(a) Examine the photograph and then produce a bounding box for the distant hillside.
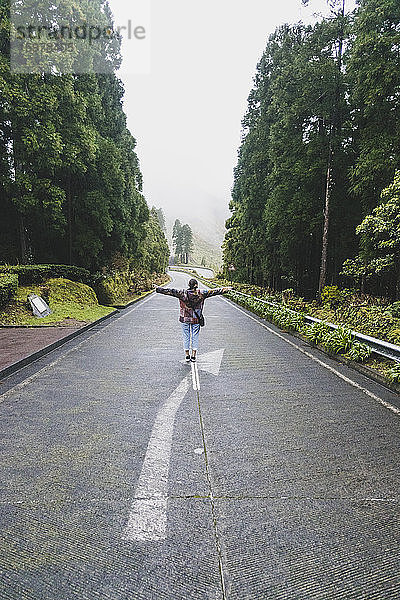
[191,231,222,270]
[164,201,227,270]
[166,225,223,270]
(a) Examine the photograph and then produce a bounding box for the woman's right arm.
[155,287,183,298]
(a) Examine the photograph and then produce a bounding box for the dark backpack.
[184,291,205,327]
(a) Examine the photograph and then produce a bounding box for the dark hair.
[188,278,198,290]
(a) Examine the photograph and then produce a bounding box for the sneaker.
[190,355,197,362]
[185,355,191,363]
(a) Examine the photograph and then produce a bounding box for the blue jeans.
[181,323,200,351]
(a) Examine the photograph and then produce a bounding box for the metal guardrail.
[228,289,400,363]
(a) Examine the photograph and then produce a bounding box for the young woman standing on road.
[156,278,231,363]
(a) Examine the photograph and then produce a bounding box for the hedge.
[0,274,18,307]
[0,265,91,285]
[95,270,154,305]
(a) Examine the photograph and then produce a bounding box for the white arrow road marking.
[198,349,225,376]
[123,376,190,542]
[123,348,225,543]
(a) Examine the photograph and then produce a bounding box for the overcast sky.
[108,0,356,228]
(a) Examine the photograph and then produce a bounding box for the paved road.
[0,271,400,599]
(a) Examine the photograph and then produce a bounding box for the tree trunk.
[19,213,28,264]
[318,133,333,299]
[67,176,73,265]
[317,0,345,301]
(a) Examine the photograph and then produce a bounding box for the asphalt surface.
[0,271,400,599]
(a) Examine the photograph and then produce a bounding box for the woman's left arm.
[203,287,232,298]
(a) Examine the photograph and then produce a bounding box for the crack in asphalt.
[196,388,228,600]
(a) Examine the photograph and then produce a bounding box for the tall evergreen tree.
[181,224,193,264]
[347,0,400,211]
[139,207,169,273]
[224,18,357,295]
[0,0,168,273]
[153,207,166,233]
[172,219,183,262]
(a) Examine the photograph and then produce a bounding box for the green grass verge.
[0,279,114,326]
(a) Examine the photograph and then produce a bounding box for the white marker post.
[123,349,225,542]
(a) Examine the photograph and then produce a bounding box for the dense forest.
[223,0,400,299]
[0,0,169,274]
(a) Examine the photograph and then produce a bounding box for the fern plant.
[346,342,372,362]
[304,321,332,344]
[323,327,354,354]
[387,363,400,383]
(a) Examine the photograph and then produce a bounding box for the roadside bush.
[387,363,400,384]
[0,264,91,285]
[321,286,341,307]
[386,302,400,319]
[286,297,308,313]
[323,326,354,354]
[95,271,132,305]
[95,270,157,305]
[387,327,400,345]
[272,308,305,332]
[304,321,332,345]
[226,290,306,334]
[321,286,354,308]
[346,342,372,363]
[0,274,18,307]
[42,278,99,306]
[305,322,371,360]
[281,288,295,304]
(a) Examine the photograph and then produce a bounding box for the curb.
[0,309,120,381]
[0,288,160,381]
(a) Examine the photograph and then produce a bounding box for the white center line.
[194,363,200,390]
[122,375,190,542]
[191,361,200,390]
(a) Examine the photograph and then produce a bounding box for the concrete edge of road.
[222,296,400,397]
[0,292,155,381]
